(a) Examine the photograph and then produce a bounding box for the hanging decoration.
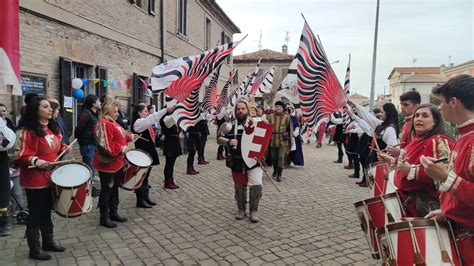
[71,78,83,89]
[72,88,84,100]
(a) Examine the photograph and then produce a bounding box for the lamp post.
[369,0,380,111]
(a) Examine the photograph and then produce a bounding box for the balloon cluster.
[71,78,84,100]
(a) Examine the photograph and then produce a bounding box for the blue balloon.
[72,88,84,100]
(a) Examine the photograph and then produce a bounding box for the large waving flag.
[249,66,275,97]
[216,69,237,119]
[171,89,201,131]
[0,0,21,95]
[295,20,346,134]
[150,38,244,103]
[202,65,222,112]
[342,54,351,129]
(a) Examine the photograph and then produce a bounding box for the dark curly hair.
[131,103,147,133]
[22,96,60,137]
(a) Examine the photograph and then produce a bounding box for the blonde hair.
[101,100,119,118]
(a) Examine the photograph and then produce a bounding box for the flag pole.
[254,157,281,192]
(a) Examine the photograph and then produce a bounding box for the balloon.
[72,88,84,100]
[72,78,83,89]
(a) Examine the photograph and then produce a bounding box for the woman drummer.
[92,100,132,228]
[379,104,453,217]
[16,96,69,260]
[131,103,173,208]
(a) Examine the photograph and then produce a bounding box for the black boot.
[41,225,65,252]
[348,173,359,179]
[249,185,262,223]
[99,207,117,228]
[143,186,156,206]
[136,189,152,209]
[234,184,247,220]
[109,205,128,223]
[272,165,277,178]
[276,168,283,182]
[0,211,12,236]
[26,229,51,260]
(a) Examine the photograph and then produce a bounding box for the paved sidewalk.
[1,138,377,265]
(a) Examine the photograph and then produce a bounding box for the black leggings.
[164,156,178,181]
[336,142,344,160]
[25,188,53,230]
[186,135,200,167]
[0,153,10,209]
[98,169,123,209]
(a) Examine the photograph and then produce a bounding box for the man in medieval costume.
[217,99,268,223]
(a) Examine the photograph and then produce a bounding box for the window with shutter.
[95,66,108,100]
[132,73,148,105]
[59,57,73,134]
[149,0,156,15]
[178,0,187,35]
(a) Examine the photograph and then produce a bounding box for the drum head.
[51,163,91,187]
[125,149,152,167]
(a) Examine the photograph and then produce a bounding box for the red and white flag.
[0,0,22,95]
[150,38,244,103]
[294,21,347,134]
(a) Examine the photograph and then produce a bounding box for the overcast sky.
[217,0,473,97]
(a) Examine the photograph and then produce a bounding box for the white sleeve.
[0,119,16,151]
[133,108,167,133]
[293,127,300,137]
[352,115,373,136]
[330,114,343,125]
[354,104,382,130]
[382,126,399,146]
[348,123,364,135]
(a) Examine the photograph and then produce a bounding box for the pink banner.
[0,0,20,85]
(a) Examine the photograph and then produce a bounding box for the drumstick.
[408,220,426,265]
[28,159,78,169]
[131,134,142,144]
[254,157,281,192]
[413,157,448,167]
[55,139,78,161]
[433,219,452,263]
[138,136,150,142]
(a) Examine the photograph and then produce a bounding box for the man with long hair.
[217,99,264,223]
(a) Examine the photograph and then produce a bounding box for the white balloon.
[72,78,83,89]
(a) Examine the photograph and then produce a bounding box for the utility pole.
[285,31,290,47]
[369,0,380,111]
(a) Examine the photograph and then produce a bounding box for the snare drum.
[377,218,461,265]
[354,192,406,259]
[122,149,152,190]
[51,163,93,218]
[367,162,397,197]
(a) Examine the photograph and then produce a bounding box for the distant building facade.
[388,67,443,110]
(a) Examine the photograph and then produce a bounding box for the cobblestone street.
[1,134,377,265]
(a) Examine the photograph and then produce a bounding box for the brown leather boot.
[198,157,209,165]
[187,166,199,175]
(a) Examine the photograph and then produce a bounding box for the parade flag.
[216,69,237,119]
[150,37,244,103]
[0,0,21,95]
[294,20,347,134]
[278,58,301,104]
[202,65,222,112]
[249,66,275,97]
[342,54,351,129]
[171,89,201,131]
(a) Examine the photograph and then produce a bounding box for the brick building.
[2,0,239,135]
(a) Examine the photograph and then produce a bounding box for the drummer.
[131,103,173,208]
[93,100,132,228]
[421,75,474,265]
[379,104,453,217]
[16,96,69,260]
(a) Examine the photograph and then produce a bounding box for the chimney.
[282,44,288,55]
